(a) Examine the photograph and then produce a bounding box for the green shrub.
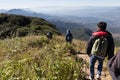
[16,27,30,37]
[31,19,44,25]
[27,37,49,48]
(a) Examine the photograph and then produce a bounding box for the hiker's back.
[66,33,73,41]
[65,29,73,43]
[46,32,53,39]
[86,22,114,80]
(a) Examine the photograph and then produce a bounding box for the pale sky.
[0,0,120,9]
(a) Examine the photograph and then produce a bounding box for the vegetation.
[0,35,87,80]
[114,39,120,47]
[51,21,83,33]
[0,13,120,80]
[0,13,61,39]
[72,27,92,40]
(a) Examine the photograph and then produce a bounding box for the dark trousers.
[90,55,104,79]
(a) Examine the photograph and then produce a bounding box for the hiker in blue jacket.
[86,22,114,80]
[65,29,73,44]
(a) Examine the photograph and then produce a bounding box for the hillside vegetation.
[0,13,61,39]
[72,27,92,40]
[0,35,87,80]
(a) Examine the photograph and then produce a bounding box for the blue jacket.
[65,30,73,42]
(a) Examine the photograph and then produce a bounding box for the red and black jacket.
[86,30,114,60]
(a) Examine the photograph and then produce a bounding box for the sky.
[0,0,120,9]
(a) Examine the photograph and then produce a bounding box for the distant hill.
[4,9,65,22]
[2,8,120,29]
[2,9,70,30]
[5,9,53,20]
[0,9,6,13]
[50,21,93,41]
[0,13,61,39]
[71,28,93,40]
[2,8,120,40]
[50,21,84,33]
[3,9,93,40]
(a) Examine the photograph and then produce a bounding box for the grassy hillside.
[0,35,87,80]
[0,35,120,79]
[0,13,61,39]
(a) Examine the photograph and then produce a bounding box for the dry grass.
[0,35,87,80]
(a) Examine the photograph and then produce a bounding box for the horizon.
[1,6,120,14]
[0,0,120,10]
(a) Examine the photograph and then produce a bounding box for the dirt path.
[76,53,112,80]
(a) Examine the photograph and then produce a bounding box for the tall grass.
[0,35,87,80]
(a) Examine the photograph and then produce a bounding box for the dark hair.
[97,22,107,31]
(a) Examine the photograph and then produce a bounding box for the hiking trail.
[77,53,112,80]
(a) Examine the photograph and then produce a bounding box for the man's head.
[97,22,107,31]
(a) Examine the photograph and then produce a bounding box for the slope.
[0,13,61,39]
[0,35,119,79]
[0,35,87,80]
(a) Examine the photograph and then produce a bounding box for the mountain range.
[0,9,92,40]
[1,7,120,40]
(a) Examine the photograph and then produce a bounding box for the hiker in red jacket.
[108,51,120,80]
[86,22,114,80]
